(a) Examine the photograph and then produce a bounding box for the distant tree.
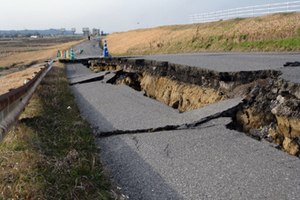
[34,31,40,36]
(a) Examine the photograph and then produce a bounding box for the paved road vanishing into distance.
[65,38,300,199]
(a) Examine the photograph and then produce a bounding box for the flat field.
[0,36,86,95]
[0,37,85,59]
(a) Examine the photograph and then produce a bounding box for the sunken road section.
[61,57,300,158]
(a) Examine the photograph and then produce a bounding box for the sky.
[0,0,293,33]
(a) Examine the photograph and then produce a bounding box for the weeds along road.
[67,39,300,199]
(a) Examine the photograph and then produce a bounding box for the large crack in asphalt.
[67,68,243,138]
[62,55,300,199]
[94,113,238,138]
[65,60,300,158]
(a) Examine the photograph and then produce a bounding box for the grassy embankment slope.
[105,13,300,55]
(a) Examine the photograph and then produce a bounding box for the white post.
[268,4,270,14]
[252,6,254,17]
[222,10,224,20]
[287,2,289,12]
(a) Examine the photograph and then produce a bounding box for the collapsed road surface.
[63,39,300,199]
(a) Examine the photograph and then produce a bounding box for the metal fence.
[0,61,53,143]
[189,1,300,24]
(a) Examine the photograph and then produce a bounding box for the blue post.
[103,40,109,57]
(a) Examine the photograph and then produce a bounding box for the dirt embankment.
[104,13,300,55]
[89,60,226,112]
[87,58,300,158]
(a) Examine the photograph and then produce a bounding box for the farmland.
[0,36,86,95]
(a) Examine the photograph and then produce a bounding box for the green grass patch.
[0,63,116,199]
[222,37,300,52]
[234,17,245,21]
[0,66,9,71]
[177,41,182,46]
[279,12,296,16]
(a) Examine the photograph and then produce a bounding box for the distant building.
[61,28,66,36]
[31,35,39,39]
[82,28,90,36]
[92,28,100,36]
[71,28,76,35]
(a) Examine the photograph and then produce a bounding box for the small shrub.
[231,35,237,40]
[280,12,296,16]
[205,43,212,49]
[240,34,247,40]
[234,17,245,21]
[191,37,198,43]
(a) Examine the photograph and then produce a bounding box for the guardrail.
[189,1,300,24]
[0,60,53,143]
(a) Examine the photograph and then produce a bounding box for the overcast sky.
[0,0,293,33]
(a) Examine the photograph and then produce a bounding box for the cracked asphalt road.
[66,39,300,199]
[137,53,300,83]
[97,119,300,199]
[69,74,242,133]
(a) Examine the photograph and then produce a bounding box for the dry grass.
[0,67,44,95]
[0,37,87,96]
[0,124,45,199]
[0,62,116,199]
[0,37,86,70]
[105,13,300,55]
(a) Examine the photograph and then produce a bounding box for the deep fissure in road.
[64,58,300,158]
[107,70,227,112]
